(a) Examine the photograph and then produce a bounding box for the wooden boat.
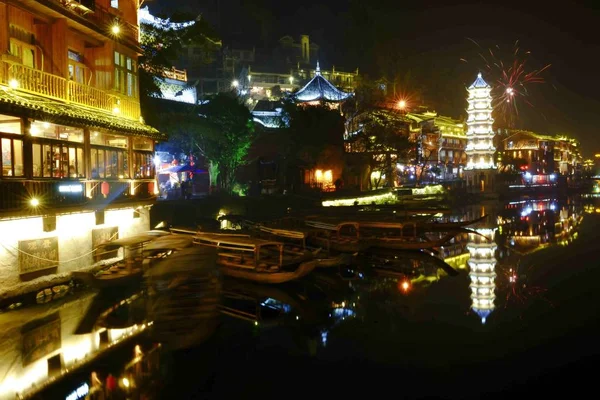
[253,225,355,268]
[417,214,488,231]
[142,234,195,268]
[193,232,318,284]
[303,221,370,253]
[364,248,460,277]
[71,232,191,289]
[305,220,460,251]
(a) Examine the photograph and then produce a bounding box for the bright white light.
[111,24,120,34]
[58,184,83,193]
[29,198,40,207]
[231,80,239,88]
[8,79,18,89]
[112,106,120,114]
[524,172,532,180]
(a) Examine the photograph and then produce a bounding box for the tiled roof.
[292,62,353,103]
[0,89,164,140]
[469,72,491,89]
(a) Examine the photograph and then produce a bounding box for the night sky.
[150,0,600,156]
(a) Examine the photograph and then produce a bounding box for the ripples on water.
[1,196,599,399]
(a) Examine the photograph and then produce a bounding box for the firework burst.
[462,39,551,128]
[496,260,553,314]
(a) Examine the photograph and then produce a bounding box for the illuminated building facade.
[0,291,151,400]
[0,0,161,298]
[405,111,467,181]
[497,198,582,254]
[464,73,496,192]
[467,226,497,324]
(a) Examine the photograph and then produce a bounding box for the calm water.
[2,196,599,400]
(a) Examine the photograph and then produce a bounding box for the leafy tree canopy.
[282,102,345,167]
[139,12,220,100]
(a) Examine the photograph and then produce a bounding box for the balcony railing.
[163,67,188,82]
[1,60,141,121]
[0,179,155,213]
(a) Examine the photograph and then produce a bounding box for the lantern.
[101,181,110,198]
[148,181,155,195]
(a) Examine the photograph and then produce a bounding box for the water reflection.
[0,196,595,399]
[467,227,497,324]
[0,291,149,400]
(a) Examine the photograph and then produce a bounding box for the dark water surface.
[2,197,598,400]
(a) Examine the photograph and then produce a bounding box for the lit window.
[111,0,119,8]
[1,137,24,177]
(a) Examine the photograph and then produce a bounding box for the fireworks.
[462,39,551,128]
[496,260,552,313]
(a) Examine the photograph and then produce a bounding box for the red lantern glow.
[101,181,110,198]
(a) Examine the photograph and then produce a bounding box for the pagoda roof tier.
[292,62,353,103]
[0,89,163,140]
[469,73,491,89]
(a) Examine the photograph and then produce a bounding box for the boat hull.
[220,260,318,284]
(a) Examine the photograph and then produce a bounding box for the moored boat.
[253,225,355,267]
[72,232,193,290]
[193,232,318,284]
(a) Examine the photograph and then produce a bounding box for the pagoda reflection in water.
[467,227,498,324]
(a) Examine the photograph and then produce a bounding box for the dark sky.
[150,0,600,156]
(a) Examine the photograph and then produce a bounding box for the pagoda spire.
[315,61,321,76]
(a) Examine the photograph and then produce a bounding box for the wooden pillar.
[0,3,8,55]
[128,136,134,179]
[51,19,68,79]
[83,128,91,179]
[22,118,33,179]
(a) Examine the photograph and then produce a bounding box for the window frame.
[31,139,85,179]
[91,144,130,180]
[0,133,24,178]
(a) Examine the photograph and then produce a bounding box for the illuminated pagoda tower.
[464,73,497,192]
[467,227,497,324]
[291,62,353,106]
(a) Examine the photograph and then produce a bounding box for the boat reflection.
[0,196,591,399]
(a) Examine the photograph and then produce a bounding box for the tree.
[198,93,255,193]
[280,102,345,189]
[138,11,220,102]
[359,109,412,189]
[151,93,254,194]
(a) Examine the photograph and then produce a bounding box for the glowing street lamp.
[231,80,239,88]
[397,99,407,110]
[111,24,121,35]
[29,198,40,207]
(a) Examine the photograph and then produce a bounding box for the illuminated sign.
[58,184,83,193]
[66,383,89,400]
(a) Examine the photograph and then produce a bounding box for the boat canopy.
[99,234,157,250]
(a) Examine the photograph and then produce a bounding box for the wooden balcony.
[0,60,141,121]
[163,67,188,82]
[0,179,156,214]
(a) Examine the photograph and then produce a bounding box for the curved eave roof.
[469,73,491,89]
[292,75,353,103]
[0,89,164,140]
